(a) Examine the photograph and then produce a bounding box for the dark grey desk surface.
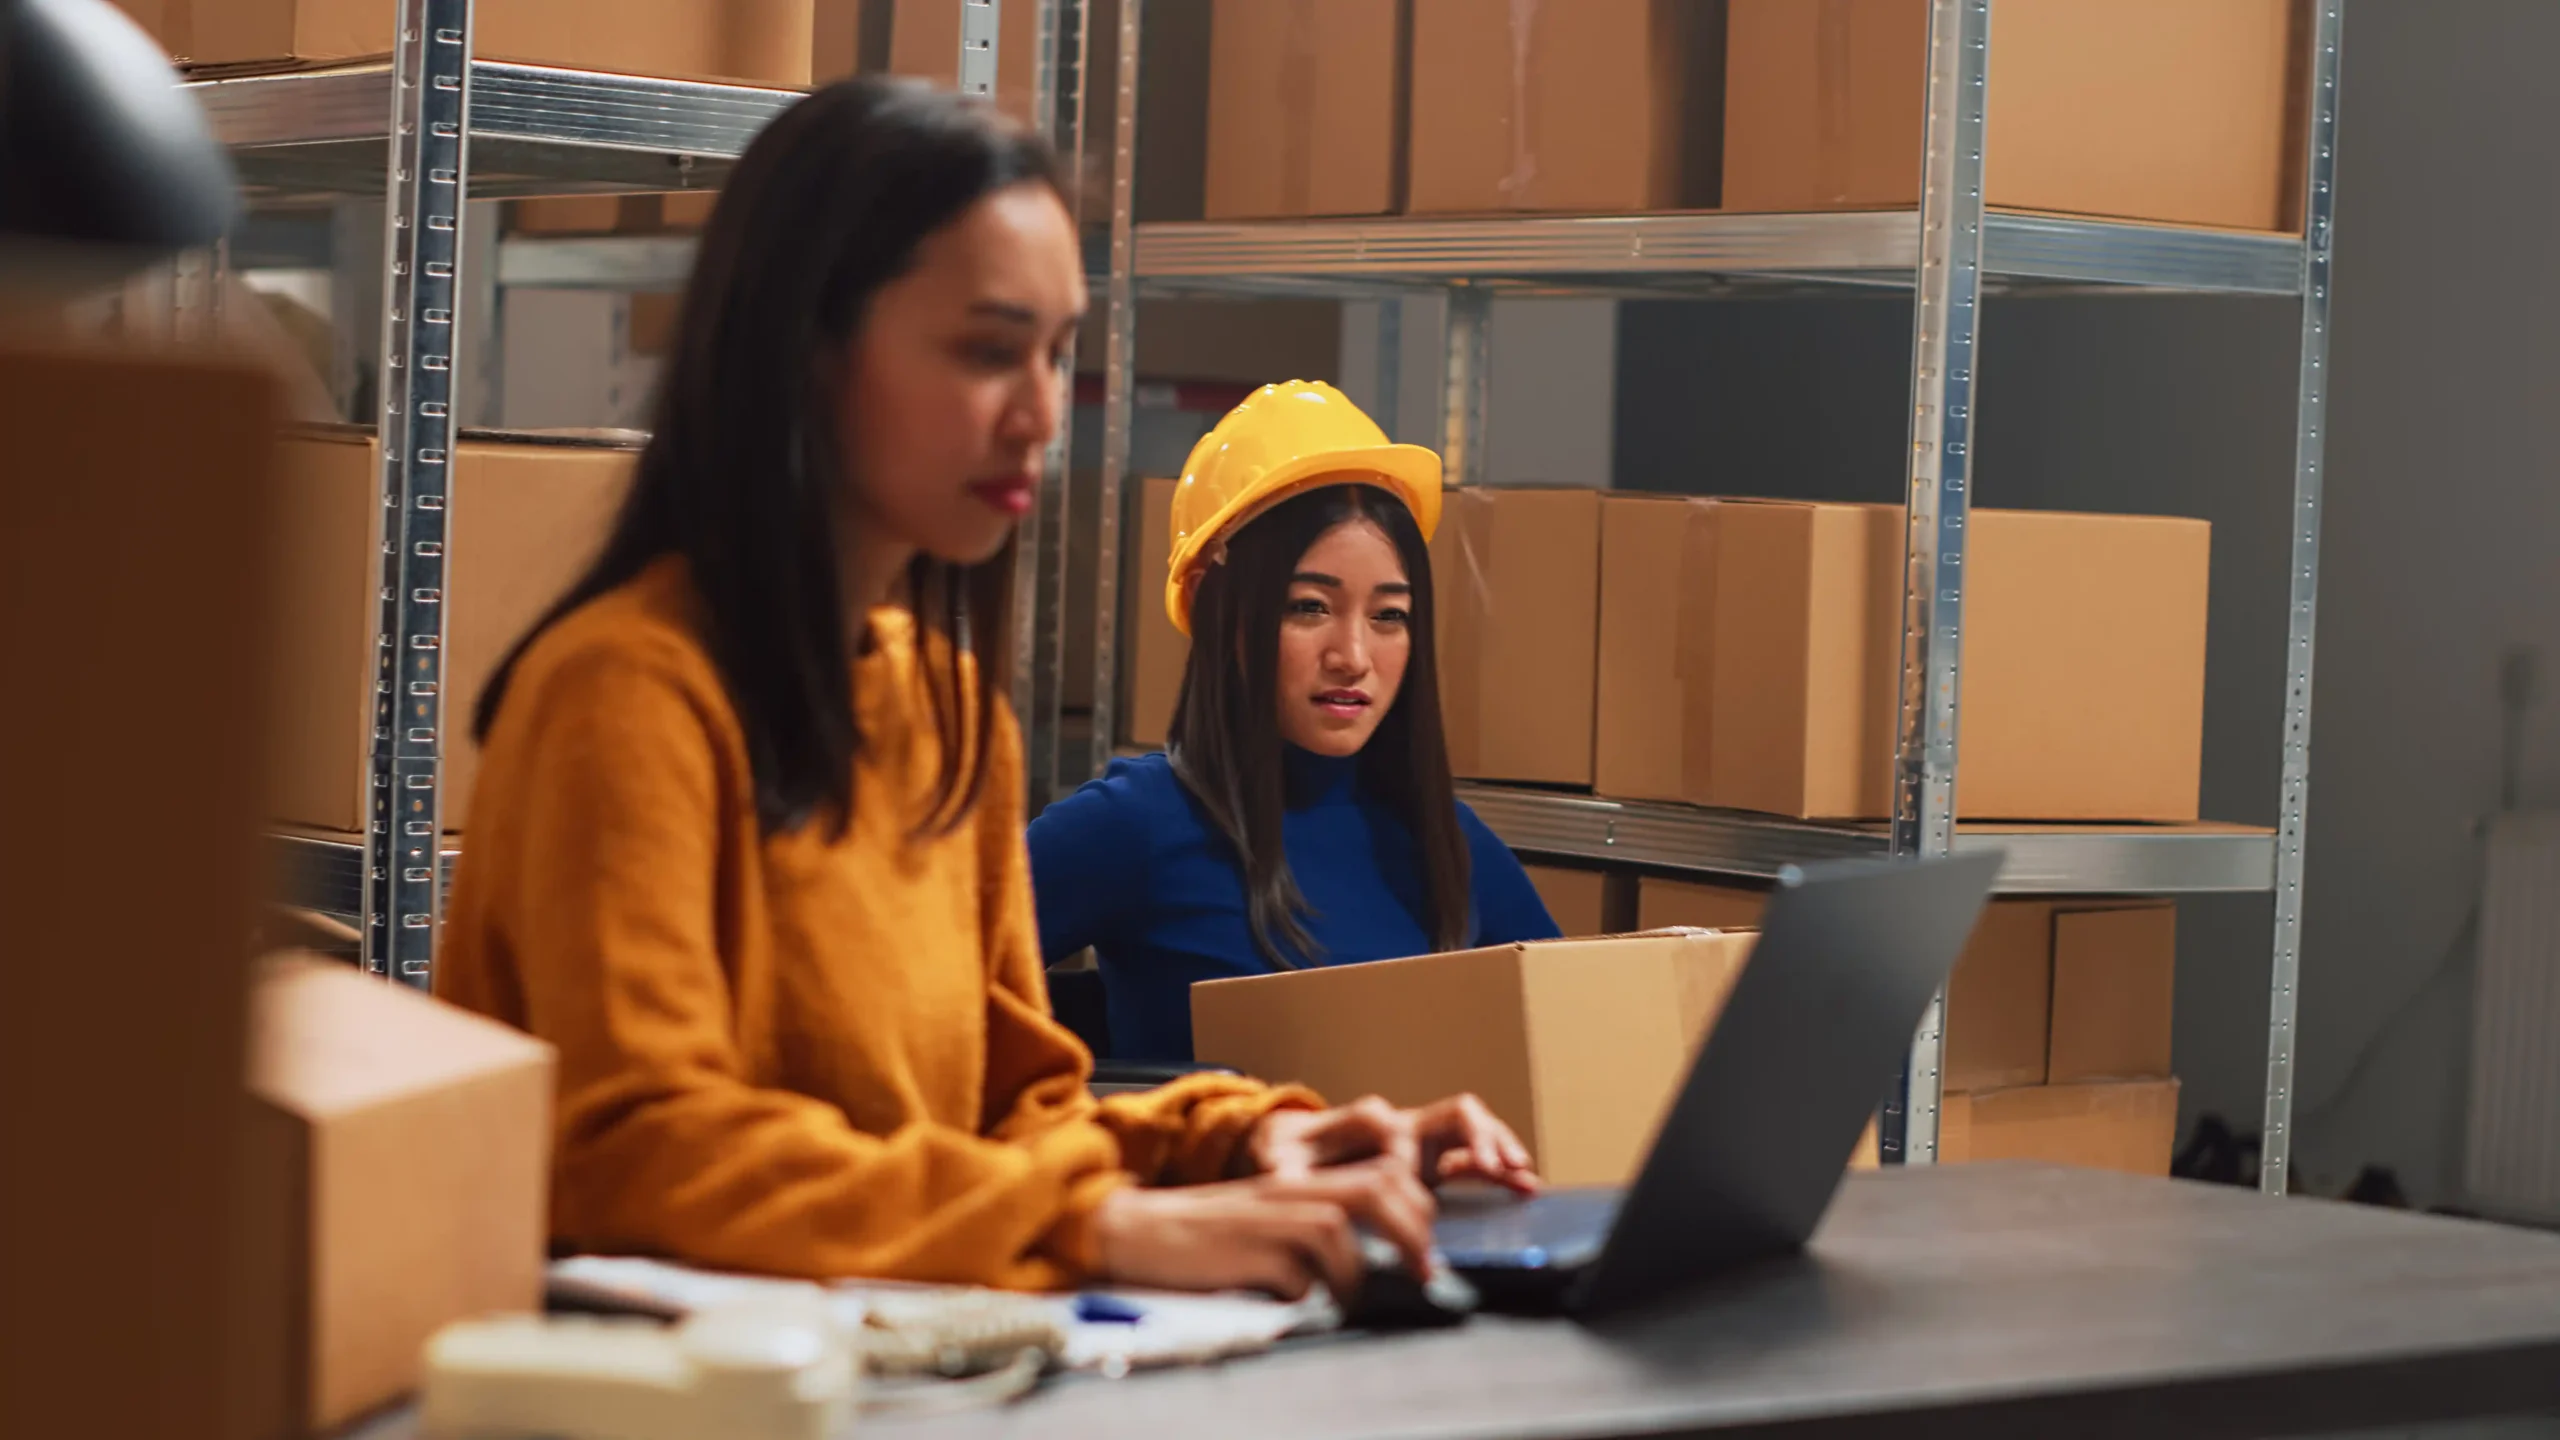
[352,1165,2560,1440]
[881,1165,2560,1440]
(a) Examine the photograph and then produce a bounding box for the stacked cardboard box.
[1431,487,1604,787]
[1723,0,2303,232]
[1201,0,1409,220]
[1595,493,2211,822]
[1195,0,2303,229]
[1128,484,2211,820]
[1642,877,2180,1175]
[268,429,636,837]
[123,0,822,84]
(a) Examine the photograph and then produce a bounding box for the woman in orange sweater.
[435,79,1532,1299]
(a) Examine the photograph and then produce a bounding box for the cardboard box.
[1940,1079,2180,1176]
[1723,0,2303,232]
[2047,903,2177,1083]
[1204,0,1407,219]
[1434,487,1602,787]
[1945,901,2056,1094]
[1635,882,2174,1094]
[232,958,554,1435]
[1639,878,2042,1092]
[1593,495,2210,821]
[1195,931,1758,1187]
[270,430,635,834]
[178,0,815,82]
[1523,865,1607,938]
[1406,0,1723,214]
[3,341,280,1440]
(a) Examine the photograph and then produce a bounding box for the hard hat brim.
[1164,442,1443,636]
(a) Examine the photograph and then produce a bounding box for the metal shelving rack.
[1034,0,2343,1190]
[199,3,1033,973]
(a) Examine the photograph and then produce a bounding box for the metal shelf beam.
[190,61,797,198]
[1125,210,2304,299]
[488,205,2304,299]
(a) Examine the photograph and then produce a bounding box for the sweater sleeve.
[1023,763,1149,963]
[500,641,1129,1290]
[977,718,1320,1214]
[1459,801,1564,945]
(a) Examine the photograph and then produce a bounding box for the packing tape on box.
[1674,499,1719,799]
[1499,0,1540,202]
[1816,0,1859,207]
[1278,3,1319,216]
[1436,492,1496,773]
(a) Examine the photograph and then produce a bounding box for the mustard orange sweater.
[436,559,1317,1288]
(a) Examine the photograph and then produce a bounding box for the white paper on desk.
[546,1256,1339,1373]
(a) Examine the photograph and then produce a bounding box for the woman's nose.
[1325,623,1370,676]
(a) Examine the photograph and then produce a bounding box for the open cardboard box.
[1195,927,1880,1187]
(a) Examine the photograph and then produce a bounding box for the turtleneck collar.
[1282,744,1363,810]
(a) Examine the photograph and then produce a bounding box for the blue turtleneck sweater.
[1026,748,1560,1062]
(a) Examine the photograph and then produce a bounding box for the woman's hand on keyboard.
[1092,1158,1435,1299]
[1249,1094,1541,1196]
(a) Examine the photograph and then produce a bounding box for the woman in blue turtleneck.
[1027,382,1558,1062]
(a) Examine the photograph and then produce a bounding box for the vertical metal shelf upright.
[364,0,475,989]
[1042,0,2345,1191]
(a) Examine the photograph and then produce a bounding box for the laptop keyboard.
[1433,1188,1623,1271]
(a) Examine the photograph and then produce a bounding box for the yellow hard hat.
[1164,380,1442,636]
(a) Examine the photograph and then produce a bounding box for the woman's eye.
[964,340,1024,369]
[1373,607,1411,627]
[1286,597,1328,618]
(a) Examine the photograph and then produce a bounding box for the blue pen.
[1074,1293,1147,1324]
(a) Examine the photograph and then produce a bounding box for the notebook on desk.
[545,1254,1339,1374]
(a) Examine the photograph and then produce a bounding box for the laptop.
[1433,851,2002,1316]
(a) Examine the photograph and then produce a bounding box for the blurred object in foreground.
[0,335,278,1440]
[0,0,236,289]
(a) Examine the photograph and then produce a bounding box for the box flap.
[249,957,554,1121]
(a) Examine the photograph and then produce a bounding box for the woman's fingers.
[1417,1093,1542,1193]
[1303,1094,1419,1170]
[1267,1199,1362,1299]
[1268,1161,1436,1277]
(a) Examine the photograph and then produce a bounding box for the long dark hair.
[476,79,1062,839]
[1167,484,1472,968]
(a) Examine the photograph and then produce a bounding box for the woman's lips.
[1313,690,1371,718]
[968,475,1036,516]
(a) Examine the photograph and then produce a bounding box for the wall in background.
[1615,1,2560,1205]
